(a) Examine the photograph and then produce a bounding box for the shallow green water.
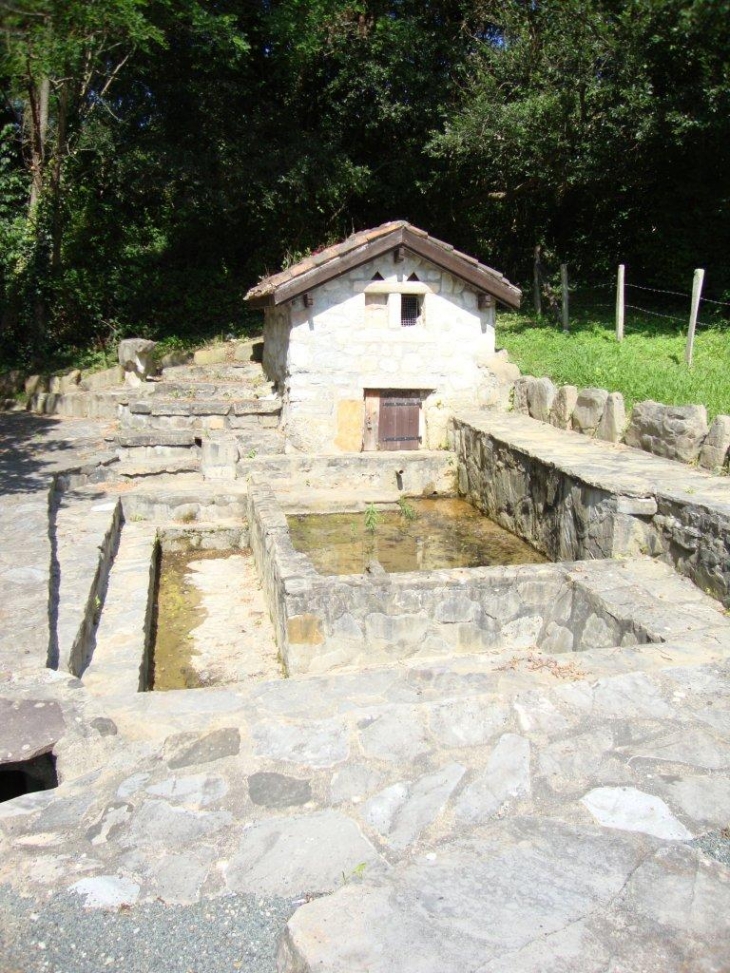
[288,498,546,575]
[151,549,221,691]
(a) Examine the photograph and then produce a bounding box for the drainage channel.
[82,520,283,696]
[46,478,124,678]
[147,529,282,691]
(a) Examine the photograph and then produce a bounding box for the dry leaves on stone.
[497,652,584,680]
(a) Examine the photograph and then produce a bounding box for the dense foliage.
[0,0,728,368]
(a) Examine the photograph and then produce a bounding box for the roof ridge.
[245,222,521,309]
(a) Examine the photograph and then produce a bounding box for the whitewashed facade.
[247,222,520,453]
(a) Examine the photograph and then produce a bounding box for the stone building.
[245,221,521,452]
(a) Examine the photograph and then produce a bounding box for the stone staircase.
[108,348,286,482]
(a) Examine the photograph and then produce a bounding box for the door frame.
[362,388,427,451]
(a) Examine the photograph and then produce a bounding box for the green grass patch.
[497,308,730,419]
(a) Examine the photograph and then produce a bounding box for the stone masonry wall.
[453,415,730,607]
[240,450,457,497]
[264,252,499,453]
[247,485,656,677]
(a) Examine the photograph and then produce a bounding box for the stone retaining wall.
[453,414,730,607]
[239,450,457,496]
[246,485,661,677]
[120,397,282,433]
[513,375,730,472]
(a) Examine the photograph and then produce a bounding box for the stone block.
[24,374,48,396]
[49,370,80,394]
[549,385,578,429]
[204,416,226,431]
[225,810,380,896]
[233,341,254,362]
[624,400,708,463]
[512,376,535,414]
[572,388,608,436]
[228,415,261,430]
[0,369,22,397]
[362,763,466,850]
[288,613,324,645]
[247,772,312,808]
[79,365,123,391]
[190,401,231,415]
[698,414,730,471]
[335,399,364,451]
[596,392,627,443]
[159,349,193,369]
[118,338,158,386]
[0,699,64,763]
[193,345,227,366]
[527,377,557,423]
[615,496,658,516]
[151,401,192,416]
[200,438,239,474]
[478,350,520,384]
[165,728,241,769]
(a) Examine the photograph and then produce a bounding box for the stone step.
[114,431,198,448]
[121,483,249,523]
[141,398,280,417]
[53,492,123,676]
[27,389,128,421]
[151,382,276,401]
[112,430,201,463]
[160,363,263,384]
[112,458,202,480]
[119,396,282,435]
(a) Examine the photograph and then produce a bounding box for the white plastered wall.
[268,251,498,453]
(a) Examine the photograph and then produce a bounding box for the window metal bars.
[401,294,420,326]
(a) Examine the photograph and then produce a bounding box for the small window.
[401,294,422,327]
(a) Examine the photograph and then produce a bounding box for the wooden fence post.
[533,245,542,316]
[685,268,705,366]
[616,264,625,342]
[560,264,569,332]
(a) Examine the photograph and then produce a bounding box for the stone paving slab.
[0,698,64,762]
[2,644,729,913]
[0,492,52,673]
[280,818,730,973]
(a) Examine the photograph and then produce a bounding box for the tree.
[429,0,730,288]
[0,0,163,347]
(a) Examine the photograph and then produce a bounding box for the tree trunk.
[27,74,50,217]
[50,80,69,271]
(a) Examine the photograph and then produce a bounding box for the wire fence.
[563,270,730,331]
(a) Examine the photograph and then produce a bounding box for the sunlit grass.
[497,309,730,420]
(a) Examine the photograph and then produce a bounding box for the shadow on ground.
[0,412,102,494]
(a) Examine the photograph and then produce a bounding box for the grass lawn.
[496,308,730,420]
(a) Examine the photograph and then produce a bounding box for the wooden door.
[363,390,380,451]
[377,390,422,450]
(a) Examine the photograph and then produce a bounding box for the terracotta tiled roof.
[245,220,521,309]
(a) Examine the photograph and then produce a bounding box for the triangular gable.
[245,221,521,309]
